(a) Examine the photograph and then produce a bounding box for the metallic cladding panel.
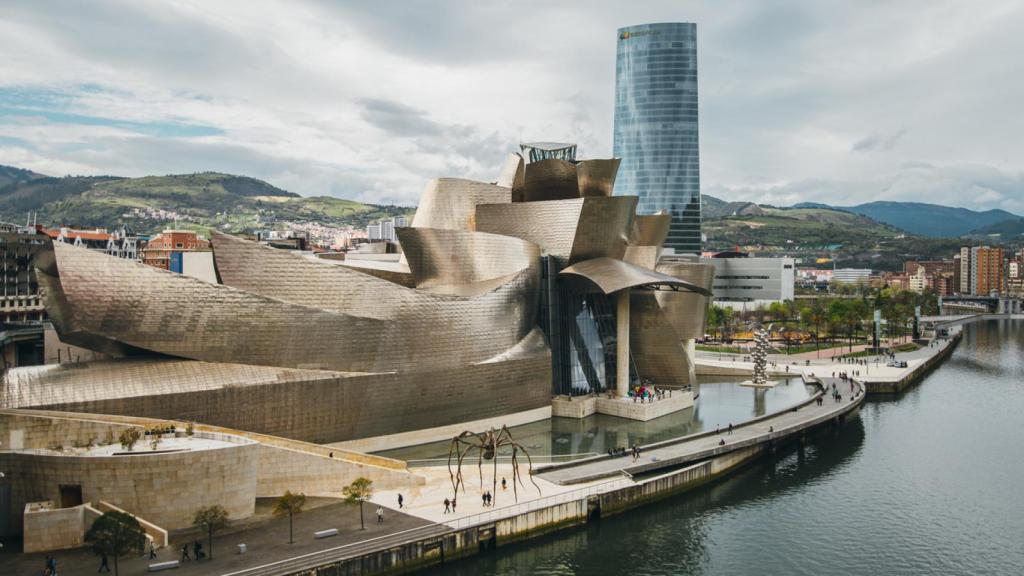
[630,291,691,387]
[0,336,552,443]
[497,153,525,193]
[211,232,539,357]
[396,227,540,290]
[477,198,585,267]
[519,158,579,202]
[477,196,638,268]
[654,260,715,339]
[576,158,620,197]
[1,329,551,442]
[630,213,672,249]
[559,257,711,295]
[410,178,512,231]
[569,196,637,264]
[46,241,537,374]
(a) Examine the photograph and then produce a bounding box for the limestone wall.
[1,432,258,535]
[0,412,136,451]
[22,502,90,553]
[255,444,423,496]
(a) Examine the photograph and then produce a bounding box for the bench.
[314,528,339,539]
[148,560,180,571]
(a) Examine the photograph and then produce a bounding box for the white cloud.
[0,0,1022,212]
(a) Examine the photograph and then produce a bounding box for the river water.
[424,320,1024,576]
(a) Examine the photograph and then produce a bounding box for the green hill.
[0,165,47,189]
[792,200,1021,237]
[0,167,411,234]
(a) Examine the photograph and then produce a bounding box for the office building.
[709,254,795,307]
[832,268,872,285]
[613,22,701,254]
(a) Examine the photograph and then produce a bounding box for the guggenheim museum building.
[1,143,713,446]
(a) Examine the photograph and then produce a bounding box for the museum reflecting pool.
[376,378,813,462]
[421,319,1024,576]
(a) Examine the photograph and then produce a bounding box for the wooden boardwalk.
[537,377,865,485]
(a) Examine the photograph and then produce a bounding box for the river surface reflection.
[422,320,1024,575]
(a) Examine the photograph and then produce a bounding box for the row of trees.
[84,477,376,575]
[705,288,940,352]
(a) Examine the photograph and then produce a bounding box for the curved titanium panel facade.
[477,196,637,268]
[630,291,691,388]
[46,241,539,374]
[519,158,579,202]
[576,158,621,198]
[396,227,540,291]
[655,259,715,339]
[559,257,711,296]
[411,178,511,231]
[614,22,701,254]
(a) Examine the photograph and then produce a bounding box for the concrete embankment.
[860,329,962,395]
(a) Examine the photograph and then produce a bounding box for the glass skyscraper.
[613,22,701,254]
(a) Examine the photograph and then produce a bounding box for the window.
[175,243,184,249]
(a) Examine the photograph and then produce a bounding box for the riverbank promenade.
[695,328,961,394]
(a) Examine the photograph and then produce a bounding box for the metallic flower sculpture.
[447,426,540,505]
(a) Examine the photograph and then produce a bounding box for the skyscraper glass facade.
[613,22,701,254]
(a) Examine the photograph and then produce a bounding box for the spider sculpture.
[447,425,540,505]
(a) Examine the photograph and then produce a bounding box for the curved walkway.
[537,376,865,485]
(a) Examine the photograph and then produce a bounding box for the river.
[423,319,1024,576]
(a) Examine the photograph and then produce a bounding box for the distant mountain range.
[791,200,1021,238]
[0,165,411,234]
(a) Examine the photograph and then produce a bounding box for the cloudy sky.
[1,0,1023,212]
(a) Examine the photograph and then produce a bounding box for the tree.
[343,477,374,530]
[85,511,146,576]
[273,491,306,544]
[118,428,141,451]
[192,505,229,560]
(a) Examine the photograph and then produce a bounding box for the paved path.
[0,498,434,576]
[537,377,864,485]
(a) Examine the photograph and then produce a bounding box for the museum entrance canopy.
[558,257,713,295]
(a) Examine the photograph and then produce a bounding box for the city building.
[708,253,795,308]
[613,22,701,254]
[832,268,873,285]
[140,230,215,282]
[970,246,1004,296]
[959,246,972,294]
[367,216,407,243]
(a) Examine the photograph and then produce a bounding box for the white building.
[832,268,872,285]
[366,216,407,243]
[709,256,795,308]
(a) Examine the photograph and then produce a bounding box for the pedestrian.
[719,438,726,446]
[482,492,488,507]
[502,477,507,491]
[398,493,404,509]
[769,426,774,433]
[149,541,157,559]
[451,498,457,513]
[99,551,110,572]
[376,506,384,523]
[194,540,203,560]
[443,498,450,514]
[181,543,191,561]
[728,423,733,435]
[47,555,57,576]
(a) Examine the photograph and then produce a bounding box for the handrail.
[405,452,600,468]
